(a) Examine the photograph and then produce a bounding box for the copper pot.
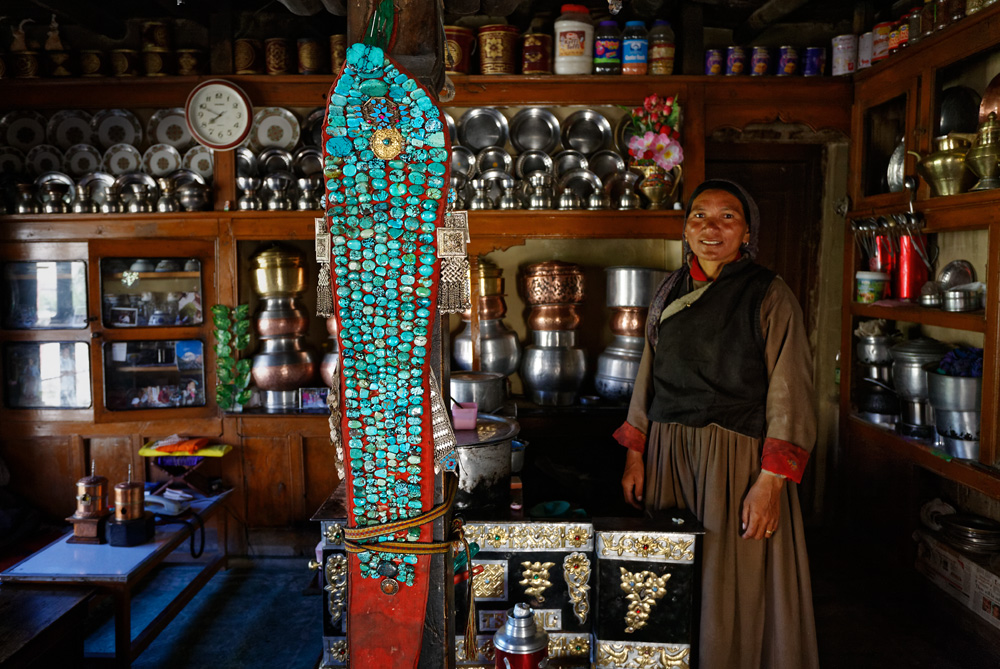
[72,466,109,519]
[326,316,340,338]
[610,307,647,337]
[527,304,581,331]
[252,336,318,390]
[252,244,306,297]
[256,296,309,337]
[114,480,145,521]
[522,260,585,305]
[479,294,507,320]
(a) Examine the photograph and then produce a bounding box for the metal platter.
[443,111,457,147]
[475,146,512,174]
[451,146,476,180]
[169,168,207,187]
[561,109,613,156]
[302,107,325,148]
[553,149,588,177]
[938,259,977,289]
[588,149,626,182]
[236,147,258,178]
[293,147,323,177]
[510,107,560,154]
[557,168,603,201]
[615,115,637,156]
[515,150,554,178]
[886,139,905,193]
[111,170,158,199]
[457,107,509,152]
[258,148,293,175]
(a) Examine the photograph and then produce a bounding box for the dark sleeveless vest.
[647,258,776,438]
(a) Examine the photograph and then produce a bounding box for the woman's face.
[684,189,750,271]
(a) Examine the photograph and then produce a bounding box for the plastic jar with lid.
[622,20,648,75]
[648,19,675,75]
[554,4,594,75]
[593,20,622,74]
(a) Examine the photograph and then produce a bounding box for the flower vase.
[633,163,682,209]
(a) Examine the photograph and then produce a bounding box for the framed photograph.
[299,387,329,410]
[110,307,139,327]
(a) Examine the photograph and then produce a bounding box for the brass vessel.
[633,164,682,210]
[910,134,975,197]
[251,244,306,297]
[965,112,1000,191]
[477,258,504,296]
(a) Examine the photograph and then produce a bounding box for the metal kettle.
[493,603,549,669]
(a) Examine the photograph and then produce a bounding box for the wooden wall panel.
[0,436,78,519]
[302,435,340,521]
[241,437,294,527]
[88,435,141,489]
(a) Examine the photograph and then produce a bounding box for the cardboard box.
[970,558,1000,631]
[913,530,973,607]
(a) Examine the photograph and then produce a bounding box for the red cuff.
[614,422,646,454]
[761,437,810,484]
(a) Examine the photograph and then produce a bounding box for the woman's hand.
[622,449,645,510]
[741,472,784,540]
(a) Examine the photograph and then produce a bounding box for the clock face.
[185,80,253,150]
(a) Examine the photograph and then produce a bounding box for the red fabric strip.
[761,437,809,484]
[613,421,647,454]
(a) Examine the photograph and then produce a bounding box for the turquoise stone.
[360,79,388,97]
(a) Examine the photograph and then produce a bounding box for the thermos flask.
[895,234,929,301]
[493,603,549,668]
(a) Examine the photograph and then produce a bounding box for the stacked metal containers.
[595,267,667,402]
[453,258,521,376]
[250,245,319,411]
[519,261,586,405]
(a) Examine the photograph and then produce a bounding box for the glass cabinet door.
[4,341,91,409]
[100,257,203,328]
[2,260,88,329]
[102,339,206,410]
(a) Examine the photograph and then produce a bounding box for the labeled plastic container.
[593,20,622,74]
[856,271,890,303]
[648,19,675,75]
[622,21,648,75]
[554,4,594,75]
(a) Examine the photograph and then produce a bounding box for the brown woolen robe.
[623,275,820,669]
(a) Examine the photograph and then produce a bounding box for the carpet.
[85,557,323,669]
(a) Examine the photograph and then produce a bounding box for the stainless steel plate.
[588,149,626,182]
[553,150,588,177]
[112,170,157,199]
[887,139,905,193]
[561,109,613,156]
[510,107,560,154]
[457,107,509,152]
[258,148,293,175]
[476,146,512,174]
[451,146,476,179]
[615,115,637,156]
[558,168,603,201]
[236,147,258,178]
[293,147,322,177]
[443,111,457,147]
[515,150,554,178]
[302,107,325,148]
[169,168,207,187]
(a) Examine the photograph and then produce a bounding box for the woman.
[616,179,819,668]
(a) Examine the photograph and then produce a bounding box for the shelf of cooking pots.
[467,210,684,240]
[848,414,1000,498]
[849,303,987,333]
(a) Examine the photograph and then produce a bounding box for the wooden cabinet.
[0,68,851,551]
[841,5,1000,549]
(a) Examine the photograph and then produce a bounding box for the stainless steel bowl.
[856,335,894,365]
[934,408,981,442]
[942,287,982,312]
[450,370,508,413]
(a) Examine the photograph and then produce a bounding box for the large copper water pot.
[255,296,309,337]
[610,307,647,337]
[252,336,319,390]
[251,244,306,297]
[526,303,581,331]
[965,112,1000,190]
[910,134,974,197]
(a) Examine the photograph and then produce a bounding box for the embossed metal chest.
[312,495,348,668]
[593,513,703,669]
[455,520,596,668]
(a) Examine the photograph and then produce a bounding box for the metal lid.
[454,413,519,447]
[890,338,950,363]
[975,111,1000,146]
[493,603,548,654]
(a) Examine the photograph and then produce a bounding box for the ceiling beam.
[733,0,811,43]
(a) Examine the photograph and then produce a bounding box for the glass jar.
[935,0,952,29]
[966,0,984,14]
[593,20,621,74]
[922,0,937,35]
[622,20,648,75]
[949,0,966,20]
[908,8,923,44]
[648,19,675,75]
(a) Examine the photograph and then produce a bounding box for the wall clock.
[184,79,253,151]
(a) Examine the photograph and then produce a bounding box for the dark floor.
[72,529,1000,669]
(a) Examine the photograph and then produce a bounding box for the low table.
[0,584,93,668]
[0,491,230,668]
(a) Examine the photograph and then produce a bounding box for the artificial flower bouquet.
[626,94,683,171]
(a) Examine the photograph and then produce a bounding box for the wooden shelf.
[850,188,1000,230]
[108,271,200,279]
[847,415,1000,498]
[849,302,987,332]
